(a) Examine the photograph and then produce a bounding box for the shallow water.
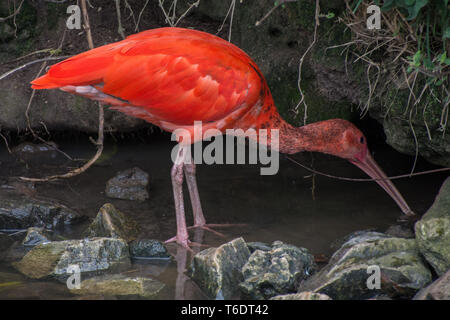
[0,132,447,299]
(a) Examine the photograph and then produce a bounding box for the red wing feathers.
[31,27,264,126]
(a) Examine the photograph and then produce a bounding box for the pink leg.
[184,161,206,226]
[166,147,190,249]
[184,158,243,237]
[165,146,208,250]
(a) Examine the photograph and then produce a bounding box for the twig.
[294,0,320,125]
[80,0,94,49]
[135,0,150,32]
[0,0,24,22]
[0,127,12,154]
[114,0,126,39]
[19,105,104,182]
[0,56,70,81]
[19,0,105,182]
[255,0,297,26]
[285,155,450,182]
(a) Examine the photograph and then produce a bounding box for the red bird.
[31,27,414,249]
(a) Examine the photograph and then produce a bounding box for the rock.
[85,203,140,242]
[105,167,149,201]
[247,241,272,253]
[189,237,251,299]
[11,142,58,162]
[21,227,51,246]
[415,177,450,276]
[70,274,165,299]
[239,241,316,300]
[0,232,14,261]
[385,224,415,239]
[129,239,170,259]
[13,238,130,281]
[414,270,450,300]
[298,232,432,299]
[0,196,85,230]
[271,292,331,300]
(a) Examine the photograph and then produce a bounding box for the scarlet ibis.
[31,27,414,249]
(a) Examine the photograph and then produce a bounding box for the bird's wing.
[31,28,263,126]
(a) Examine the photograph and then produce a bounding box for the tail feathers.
[31,74,61,89]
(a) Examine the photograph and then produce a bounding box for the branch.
[0,0,25,23]
[255,0,297,26]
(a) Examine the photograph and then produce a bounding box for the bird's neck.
[232,97,336,155]
[251,109,333,155]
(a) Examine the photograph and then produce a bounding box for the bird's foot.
[187,223,248,238]
[164,236,208,252]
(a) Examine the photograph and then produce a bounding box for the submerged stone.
[271,292,331,300]
[0,197,85,230]
[70,274,165,299]
[129,239,170,259]
[189,237,251,299]
[298,232,432,299]
[240,241,316,300]
[85,203,140,242]
[415,177,450,276]
[105,167,149,201]
[13,238,130,281]
[22,227,51,247]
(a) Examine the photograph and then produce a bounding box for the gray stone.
[247,241,272,253]
[189,237,251,299]
[22,227,51,247]
[414,269,450,300]
[271,292,331,300]
[11,142,58,162]
[415,177,450,276]
[0,197,85,230]
[129,239,170,259]
[240,241,316,299]
[13,238,130,281]
[70,274,166,299]
[105,167,149,201]
[298,232,432,299]
[85,203,140,242]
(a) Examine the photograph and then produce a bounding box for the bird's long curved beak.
[350,152,415,216]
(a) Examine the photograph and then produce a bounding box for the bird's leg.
[165,146,208,250]
[184,156,246,236]
[184,160,205,226]
[166,146,190,249]
[184,160,225,238]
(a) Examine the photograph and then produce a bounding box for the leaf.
[423,57,434,70]
[439,52,447,64]
[326,12,335,19]
[411,50,422,66]
[381,0,395,11]
[444,26,450,39]
[405,0,428,20]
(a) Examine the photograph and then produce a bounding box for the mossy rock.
[13,238,131,281]
[189,237,251,299]
[70,274,166,299]
[415,177,450,276]
[298,232,432,299]
[85,203,141,242]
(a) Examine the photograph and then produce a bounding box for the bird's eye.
[360,136,365,144]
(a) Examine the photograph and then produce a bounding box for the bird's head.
[296,119,415,216]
